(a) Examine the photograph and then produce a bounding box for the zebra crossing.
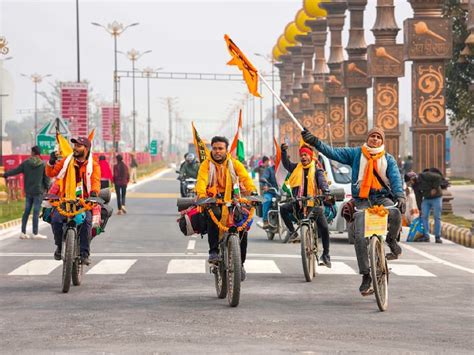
[5,258,438,277]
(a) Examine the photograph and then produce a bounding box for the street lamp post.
[121,49,151,151]
[0,56,12,166]
[142,67,163,150]
[20,73,52,140]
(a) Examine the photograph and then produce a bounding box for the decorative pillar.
[277,54,295,150]
[287,45,304,157]
[320,0,347,147]
[404,0,452,174]
[307,17,330,142]
[344,0,371,147]
[297,33,316,134]
[367,0,404,157]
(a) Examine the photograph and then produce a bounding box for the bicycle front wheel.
[62,229,75,293]
[300,224,315,282]
[369,237,389,311]
[226,234,242,307]
[214,258,227,299]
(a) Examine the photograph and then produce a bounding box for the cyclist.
[179,153,200,197]
[279,143,333,268]
[46,136,101,265]
[195,136,257,281]
[302,127,405,295]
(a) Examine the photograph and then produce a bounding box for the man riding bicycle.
[195,136,257,280]
[279,143,333,268]
[46,136,100,265]
[302,127,405,295]
[179,153,200,197]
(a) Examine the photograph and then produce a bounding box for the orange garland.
[50,198,93,218]
[208,206,255,233]
[367,204,388,217]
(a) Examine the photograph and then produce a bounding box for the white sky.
[1,0,414,150]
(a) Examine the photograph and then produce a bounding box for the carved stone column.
[404,0,452,174]
[287,46,304,156]
[367,0,404,157]
[307,17,330,142]
[344,0,371,147]
[276,57,293,146]
[297,33,317,136]
[320,0,347,147]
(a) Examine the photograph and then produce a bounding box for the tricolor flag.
[230,110,245,163]
[273,138,291,195]
[224,34,261,98]
[192,122,209,163]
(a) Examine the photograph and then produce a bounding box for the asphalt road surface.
[1,170,473,353]
[450,185,474,220]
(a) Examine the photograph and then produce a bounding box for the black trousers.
[280,202,330,255]
[206,207,248,264]
[115,185,127,210]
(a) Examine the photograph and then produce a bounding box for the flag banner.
[224,34,261,98]
[273,138,291,195]
[230,109,245,163]
[192,122,209,163]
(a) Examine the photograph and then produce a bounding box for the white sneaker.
[32,233,48,240]
[19,233,30,240]
[121,205,127,214]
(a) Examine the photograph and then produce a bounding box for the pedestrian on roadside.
[130,153,138,184]
[1,146,50,239]
[404,172,420,225]
[98,155,113,189]
[113,154,130,215]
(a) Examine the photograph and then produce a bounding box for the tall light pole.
[142,66,163,150]
[255,53,276,155]
[160,97,178,158]
[121,49,151,151]
[0,56,12,166]
[91,21,139,150]
[20,73,52,139]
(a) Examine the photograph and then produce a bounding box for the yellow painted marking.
[127,192,180,199]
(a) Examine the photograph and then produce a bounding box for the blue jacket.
[260,166,278,192]
[314,140,404,200]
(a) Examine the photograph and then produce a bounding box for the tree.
[444,0,474,141]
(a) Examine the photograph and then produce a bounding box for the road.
[1,170,473,353]
[450,185,474,220]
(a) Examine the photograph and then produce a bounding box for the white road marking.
[244,260,281,273]
[390,264,436,277]
[187,240,196,250]
[317,261,357,275]
[402,243,474,274]
[8,260,62,276]
[167,259,205,274]
[87,259,137,275]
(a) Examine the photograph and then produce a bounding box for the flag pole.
[257,71,303,131]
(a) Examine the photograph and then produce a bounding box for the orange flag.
[224,34,261,98]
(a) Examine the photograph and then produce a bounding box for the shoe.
[54,247,62,261]
[418,234,430,242]
[121,205,127,214]
[386,240,402,260]
[262,221,270,230]
[435,238,443,244]
[32,234,47,240]
[208,251,219,264]
[321,254,332,268]
[117,210,123,215]
[288,231,300,243]
[19,233,30,240]
[359,274,373,296]
[241,265,246,282]
[81,255,91,266]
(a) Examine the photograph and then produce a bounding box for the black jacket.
[414,171,443,203]
[4,156,50,196]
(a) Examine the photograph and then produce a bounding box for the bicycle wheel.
[62,229,75,293]
[300,224,315,282]
[266,230,275,241]
[72,260,83,286]
[214,256,227,299]
[226,234,242,307]
[369,237,389,311]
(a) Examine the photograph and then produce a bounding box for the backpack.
[407,217,425,242]
[178,206,208,236]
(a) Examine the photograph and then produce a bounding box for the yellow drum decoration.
[303,0,328,18]
[284,22,306,44]
[277,34,293,54]
[295,9,314,33]
[272,44,283,61]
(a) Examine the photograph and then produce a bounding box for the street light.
[254,52,276,155]
[142,66,163,150]
[20,72,52,139]
[120,49,152,151]
[0,56,13,166]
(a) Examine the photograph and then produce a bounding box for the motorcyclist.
[179,153,200,197]
[195,136,257,281]
[279,143,333,268]
[46,136,100,265]
[302,127,405,295]
[257,156,278,229]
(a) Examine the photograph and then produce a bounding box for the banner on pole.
[60,82,88,138]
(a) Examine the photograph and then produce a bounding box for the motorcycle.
[176,170,197,198]
[257,179,289,242]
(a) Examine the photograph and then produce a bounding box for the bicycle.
[354,204,398,312]
[45,193,105,293]
[197,195,262,307]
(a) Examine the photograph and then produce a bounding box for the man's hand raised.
[301,129,318,147]
[281,143,288,152]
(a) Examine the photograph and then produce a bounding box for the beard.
[73,150,86,159]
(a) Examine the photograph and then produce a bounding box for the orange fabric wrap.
[359,146,385,198]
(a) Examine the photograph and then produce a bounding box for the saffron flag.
[273,138,291,195]
[192,122,209,163]
[224,34,261,98]
[230,110,245,163]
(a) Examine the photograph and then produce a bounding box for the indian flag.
[273,138,291,195]
[230,109,245,163]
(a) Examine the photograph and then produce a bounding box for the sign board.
[150,139,158,156]
[364,211,388,238]
[37,134,56,154]
[101,104,120,142]
[61,82,88,137]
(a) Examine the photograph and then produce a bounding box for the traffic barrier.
[429,220,473,248]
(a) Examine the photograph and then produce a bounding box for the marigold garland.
[367,204,388,217]
[50,198,93,218]
[208,206,255,233]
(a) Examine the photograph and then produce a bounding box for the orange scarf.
[359,145,385,198]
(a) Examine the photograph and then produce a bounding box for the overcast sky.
[1,0,414,149]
